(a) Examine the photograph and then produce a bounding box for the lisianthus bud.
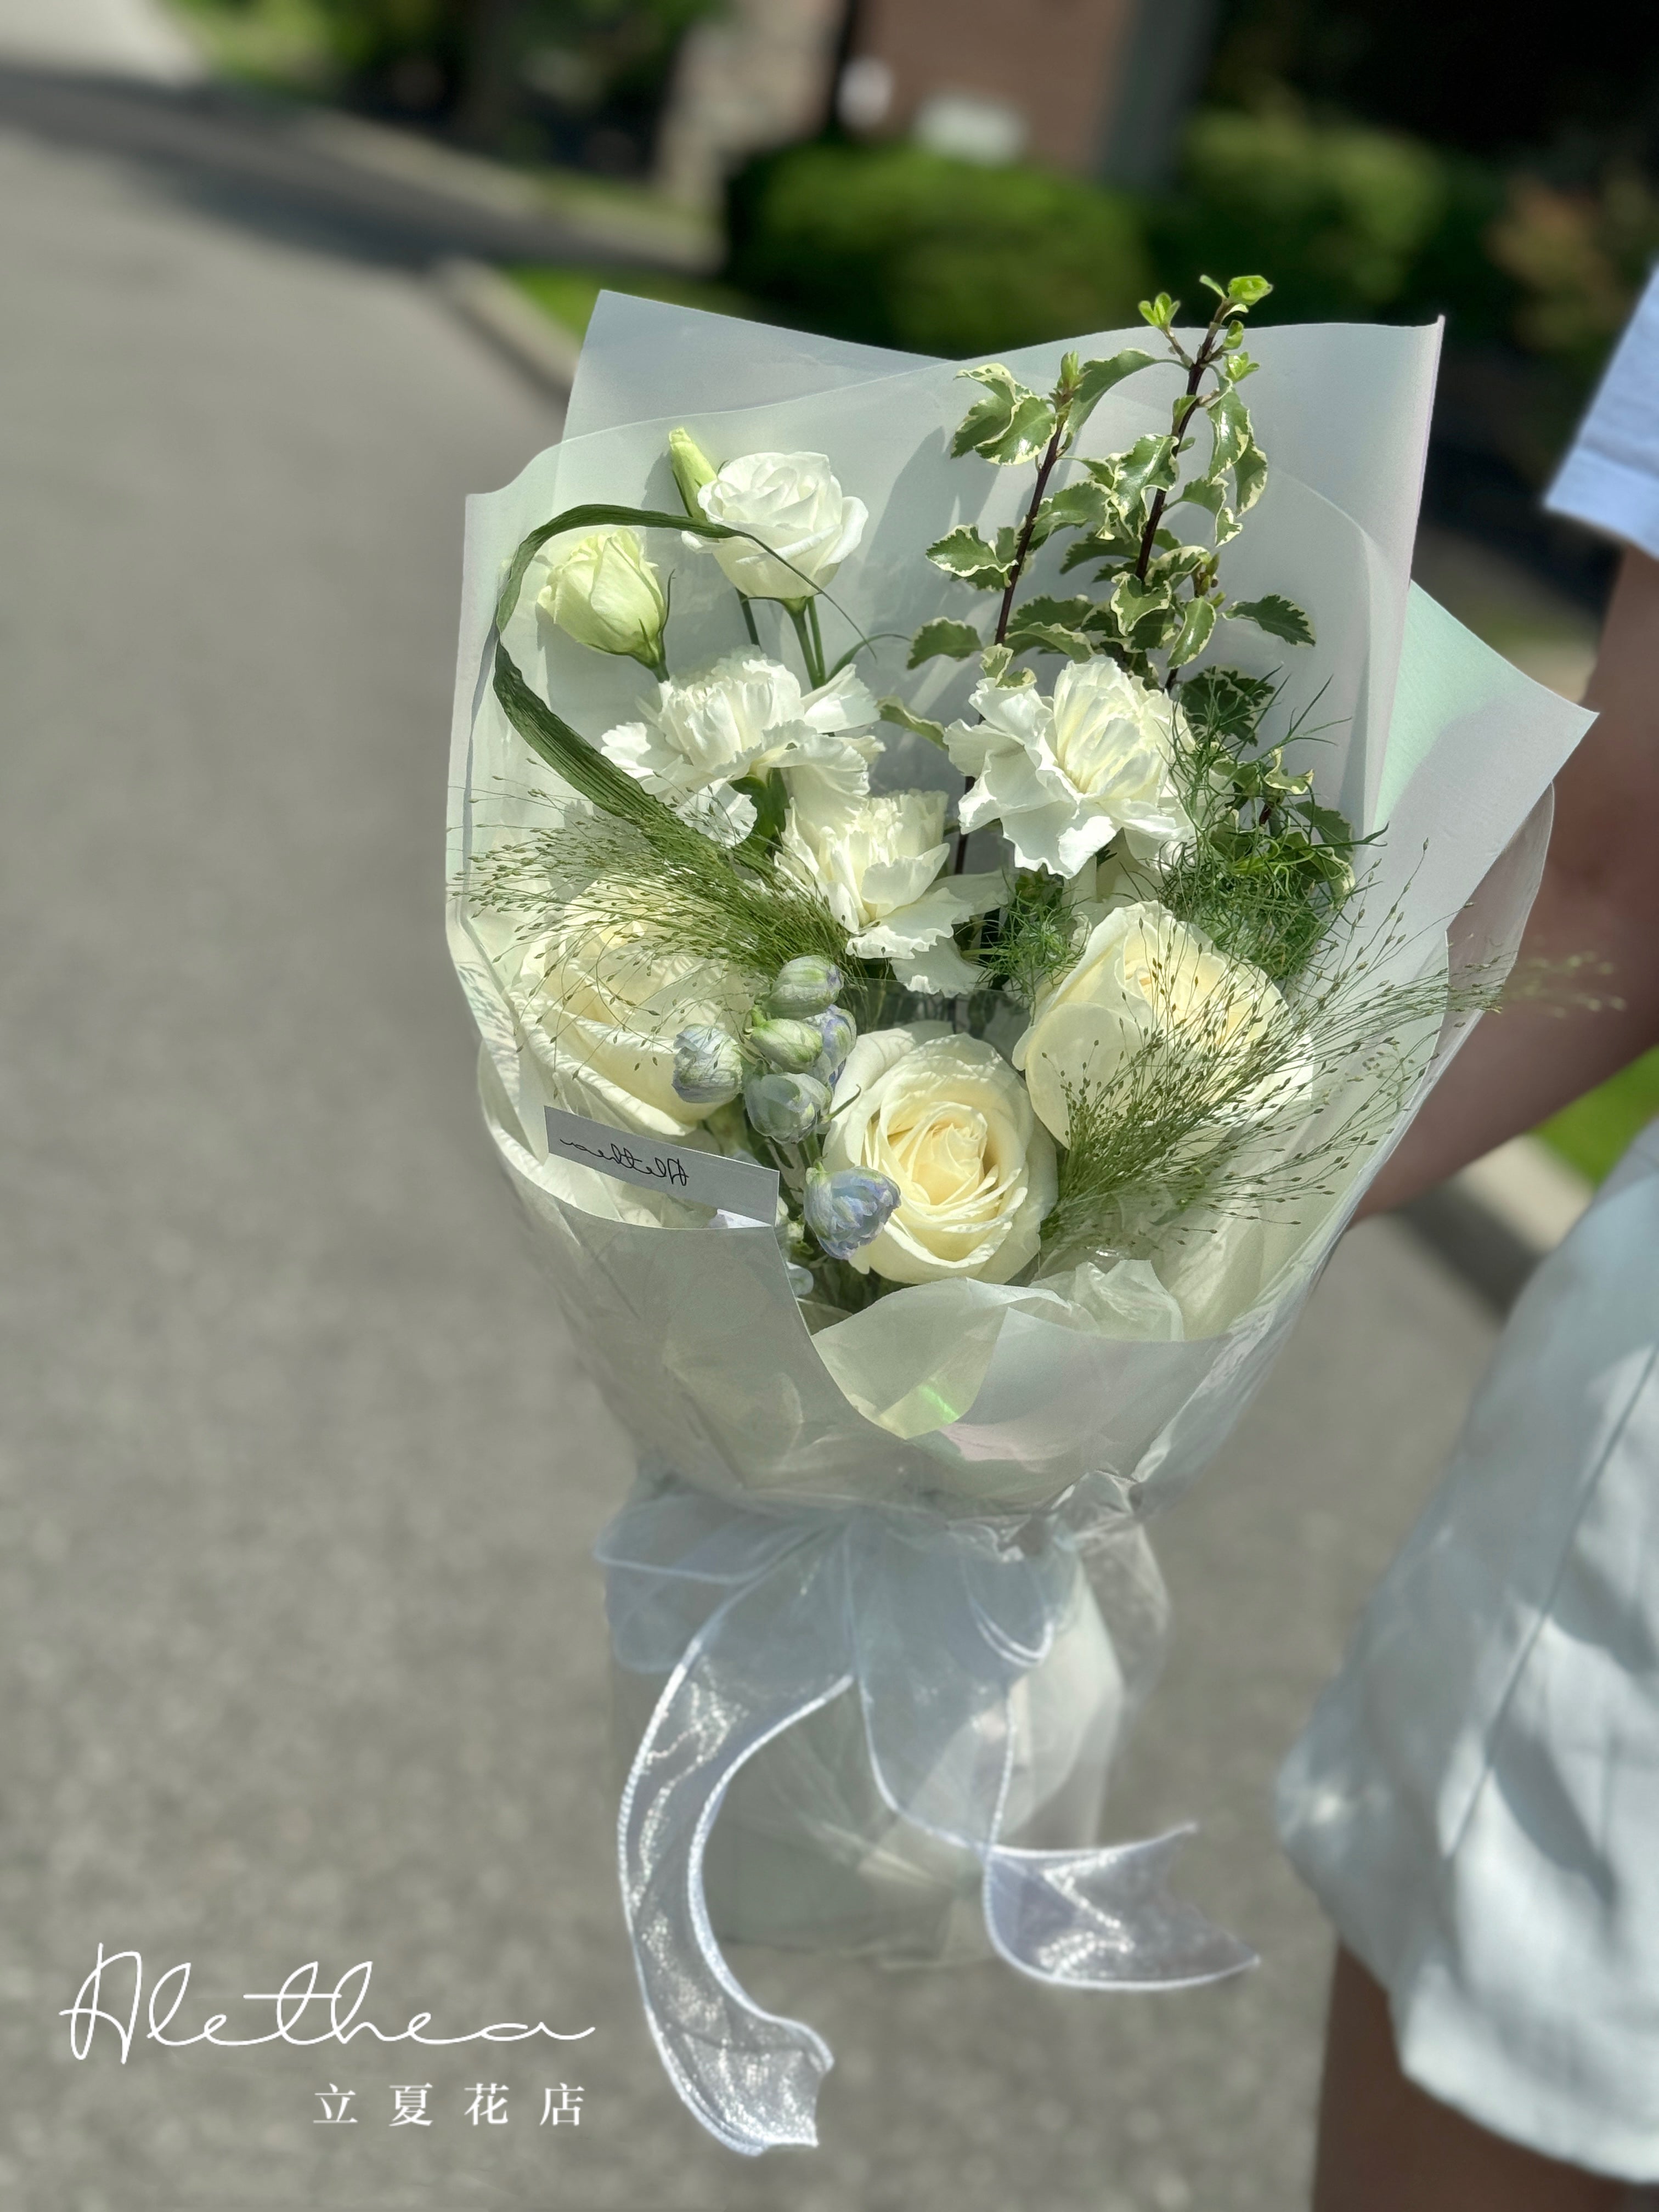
[744,1070,831,1143]
[811,1005,857,1075]
[672,1024,743,1105]
[538,527,667,674]
[747,1017,825,1073]
[803,1164,901,1260]
[766,955,843,1018]
[668,427,718,520]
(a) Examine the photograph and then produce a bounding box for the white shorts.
[1277,1120,1659,2182]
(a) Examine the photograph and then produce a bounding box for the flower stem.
[787,599,827,689]
[1134,307,1231,584]
[994,409,1071,647]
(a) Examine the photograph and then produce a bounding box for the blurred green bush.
[1152,107,1451,320]
[724,139,1148,357]
[725,112,1658,394]
[1148,108,1517,341]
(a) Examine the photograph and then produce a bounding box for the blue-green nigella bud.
[803,1164,900,1260]
[672,1024,743,1106]
[812,1005,856,1074]
[744,1070,831,1143]
[748,1017,825,1073]
[766,955,843,1018]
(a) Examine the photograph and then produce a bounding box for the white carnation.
[600,652,880,830]
[778,784,1001,995]
[946,658,1190,879]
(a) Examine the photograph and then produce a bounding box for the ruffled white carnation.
[822,1029,1057,1284]
[778,783,1001,995]
[600,653,879,839]
[946,658,1190,878]
[695,450,867,602]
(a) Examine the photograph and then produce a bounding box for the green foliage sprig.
[1148,667,1371,984]
[906,272,1311,688]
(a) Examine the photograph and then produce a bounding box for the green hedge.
[725,139,1149,358]
[1148,109,1515,339]
[725,115,1528,363]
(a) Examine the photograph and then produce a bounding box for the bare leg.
[1313,1947,1625,2212]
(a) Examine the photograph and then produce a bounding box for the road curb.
[434,257,580,396]
[1402,1134,1591,1310]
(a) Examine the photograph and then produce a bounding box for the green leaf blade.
[1224,594,1316,646]
[1068,348,1161,437]
[907,617,983,667]
[878,697,949,748]
[490,644,704,857]
[1169,596,1218,669]
[926,525,1012,590]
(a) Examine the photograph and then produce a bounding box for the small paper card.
[545,1106,780,1224]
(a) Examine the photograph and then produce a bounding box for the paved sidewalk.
[0,103,1505,2212]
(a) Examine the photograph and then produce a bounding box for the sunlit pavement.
[0,81,1511,2212]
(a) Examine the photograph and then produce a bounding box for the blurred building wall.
[655,0,1214,205]
[848,0,1137,172]
[656,0,845,206]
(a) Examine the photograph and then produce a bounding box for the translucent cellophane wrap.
[445,298,1593,2153]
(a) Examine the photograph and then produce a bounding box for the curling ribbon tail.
[615,1532,853,2155]
[983,1826,1257,1989]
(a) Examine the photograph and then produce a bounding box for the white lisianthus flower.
[515,895,749,1138]
[536,527,667,673]
[600,652,880,844]
[695,451,868,602]
[945,658,1190,878]
[1014,899,1302,1146]
[822,1029,1057,1284]
[777,784,1001,995]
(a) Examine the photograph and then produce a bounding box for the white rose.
[1014,899,1297,1145]
[946,658,1190,878]
[515,892,749,1138]
[696,451,867,602]
[537,527,667,672]
[777,784,1002,994]
[600,652,880,841]
[823,1029,1057,1284]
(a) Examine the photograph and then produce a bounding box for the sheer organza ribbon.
[596,1481,1255,2155]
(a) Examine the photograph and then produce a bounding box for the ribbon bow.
[596,1480,1254,2155]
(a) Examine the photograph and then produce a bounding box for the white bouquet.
[447,278,1591,2153]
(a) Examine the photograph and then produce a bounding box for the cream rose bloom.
[515,893,749,1139]
[600,652,880,845]
[822,1029,1057,1284]
[946,658,1190,878]
[695,450,867,602]
[1015,899,1296,1146]
[777,784,1002,994]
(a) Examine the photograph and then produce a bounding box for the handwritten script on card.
[544,1107,780,1224]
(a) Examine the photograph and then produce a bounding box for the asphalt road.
[0,98,1505,2212]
